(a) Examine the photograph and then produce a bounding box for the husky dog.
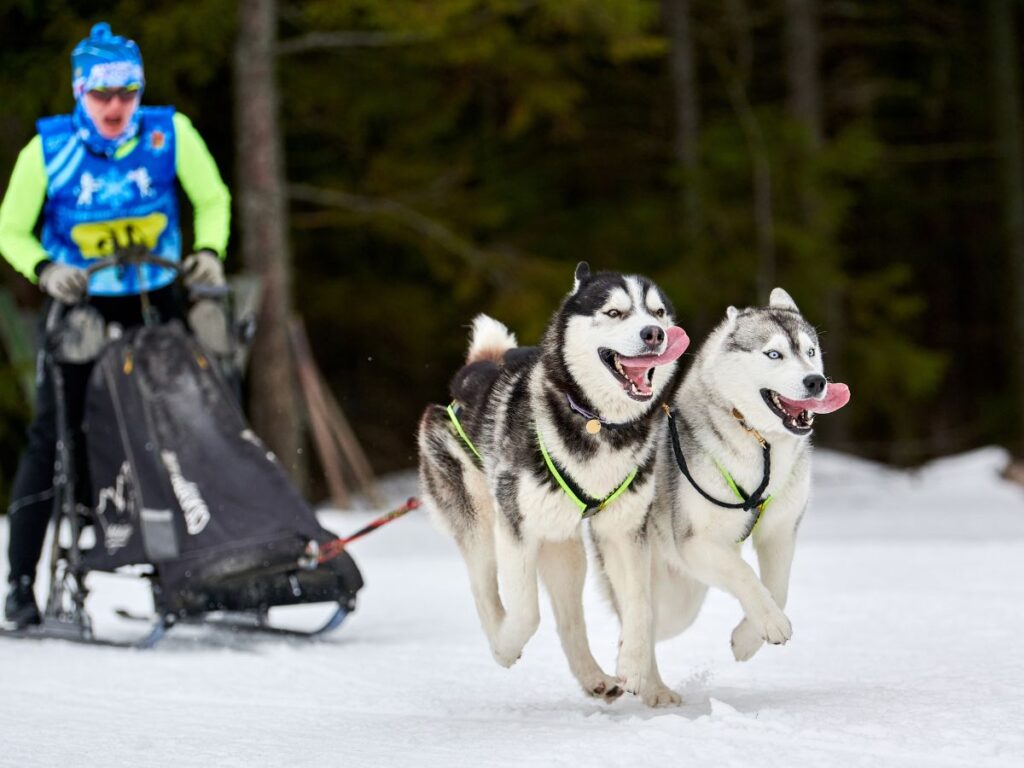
[644,288,849,677]
[418,263,689,705]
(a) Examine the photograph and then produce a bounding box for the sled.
[0,246,364,649]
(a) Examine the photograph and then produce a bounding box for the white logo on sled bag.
[95,461,135,553]
[160,451,211,535]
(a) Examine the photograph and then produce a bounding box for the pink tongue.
[619,326,690,371]
[778,382,851,415]
[618,327,690,395]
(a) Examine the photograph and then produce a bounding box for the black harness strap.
[664,405,772,512]
[542,449,605,517]
[536,442,641,519]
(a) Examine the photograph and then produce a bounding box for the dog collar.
[565,392,635,434]
[536,426,637,518]
[663,404,772,542]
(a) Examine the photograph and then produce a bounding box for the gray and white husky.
[644,288,849,687]
[418,263,689,705]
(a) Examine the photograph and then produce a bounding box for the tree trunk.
[717,0,775,299]
[989,0,1024,453]
[663,0,701,241]
[785,0,822,152]
[234,0,304,481]
[784,0,850,444]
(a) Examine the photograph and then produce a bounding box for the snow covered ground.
[2,447,1023,767]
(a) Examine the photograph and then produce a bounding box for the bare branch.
[287,183,488,269]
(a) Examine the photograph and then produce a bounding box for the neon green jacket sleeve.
[0,136,49,282]
[174,112,231,257]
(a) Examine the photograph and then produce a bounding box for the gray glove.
[182,251,225,287]
[38,262,89,304]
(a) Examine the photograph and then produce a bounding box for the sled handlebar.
[44,246,219,339]
[84,247,181,281]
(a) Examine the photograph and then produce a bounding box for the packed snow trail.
[1,448,1022,767]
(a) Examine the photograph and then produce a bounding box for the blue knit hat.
[71,22,145,100]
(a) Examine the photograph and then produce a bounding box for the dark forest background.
[2,0,1023,504]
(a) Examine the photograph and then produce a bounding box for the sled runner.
[0,246,364,648]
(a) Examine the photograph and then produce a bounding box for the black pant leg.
[7,352,57,585]
[7,353,94,586]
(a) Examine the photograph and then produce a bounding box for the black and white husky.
[645,288,850,687]
[418,263,689,705]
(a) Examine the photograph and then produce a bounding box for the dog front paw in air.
[761,606,793,645]
[730,617,765,661]
[742,604,793,653]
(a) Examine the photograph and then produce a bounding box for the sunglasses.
[87,85,141,103]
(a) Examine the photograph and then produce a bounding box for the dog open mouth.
[760,383,851,435]
[599,326,690,401]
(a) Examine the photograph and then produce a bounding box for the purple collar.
[566,392,633,431]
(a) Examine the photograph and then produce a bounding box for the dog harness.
[536,427,637,519]
[446,400,638,518]
[446,402,484,467]
[663,405,773,543]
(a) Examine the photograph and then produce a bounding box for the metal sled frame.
[114,598,354,647]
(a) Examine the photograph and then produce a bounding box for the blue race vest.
[37,107,181,296]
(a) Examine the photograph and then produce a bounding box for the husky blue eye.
[808,348,816,357]
[765,350,782,360]
[605,309,622,319]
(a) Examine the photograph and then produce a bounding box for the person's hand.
[182,250,225,287]
[38,262,89,304]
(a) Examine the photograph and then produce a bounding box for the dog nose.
[804,374,827,397]
[640,325,664,349]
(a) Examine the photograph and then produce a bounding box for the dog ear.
[769,287,799,311]
[572,262,591,295]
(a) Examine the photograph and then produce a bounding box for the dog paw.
[730,618,764,661]
[585,675,624,703]
[490,640,523,668]
[761,606,793,646]
[641,684,682,708]
[616,655,648,695]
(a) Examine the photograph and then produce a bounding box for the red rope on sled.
[316,497,421,564]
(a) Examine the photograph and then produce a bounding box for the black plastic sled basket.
[2,249,363,648]
[83,321,363,645]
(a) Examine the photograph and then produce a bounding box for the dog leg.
[538,537,623,703]
[594,528,653,696]
[640,648,682,708]
[454,523,506,646]
[732,524,798,661]
[680,537,792,650]
[491,521,541,668]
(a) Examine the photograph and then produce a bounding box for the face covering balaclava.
[70,22,145,157]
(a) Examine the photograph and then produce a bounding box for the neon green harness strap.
[712,458,772,542]
[537,427,637,518]
[447,402,483,464]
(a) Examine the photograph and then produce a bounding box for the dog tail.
[466,314,517,365]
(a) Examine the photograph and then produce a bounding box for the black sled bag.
[80,321,362,615]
